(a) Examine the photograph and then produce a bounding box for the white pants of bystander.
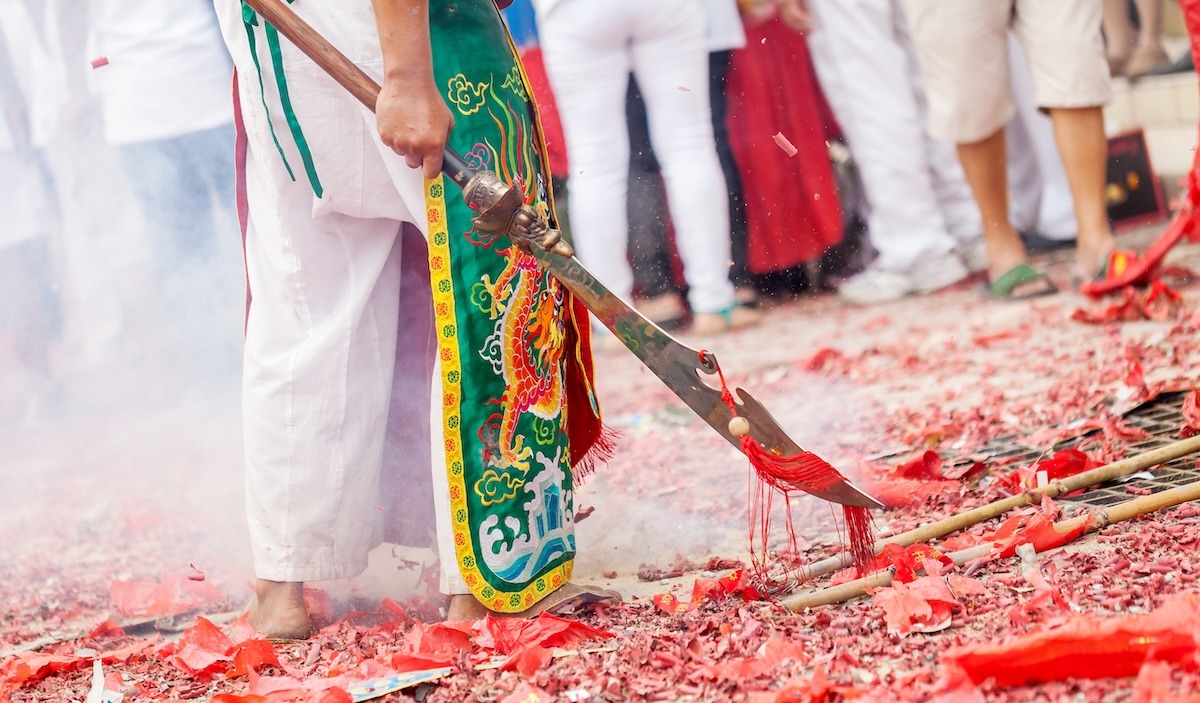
[805,0,981,273]
[807,0,1079,273]
[536,0,736,315]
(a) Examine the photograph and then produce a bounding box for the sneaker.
[837,252,969,305]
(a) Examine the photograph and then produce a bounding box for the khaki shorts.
[901,0,1111,143]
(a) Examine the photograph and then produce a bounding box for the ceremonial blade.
[241,0,883,510]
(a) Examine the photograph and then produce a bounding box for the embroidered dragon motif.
[479,247,566,475]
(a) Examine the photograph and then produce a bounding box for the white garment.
[805,0,981,272]
[1006,34,1078,240]
[705,0,746,51]
[0,0,68,151]
[88,0,234,145]
[213,2,464,594]
[0,0,65,249]
[0,151,55,249]
[537,0,736,313]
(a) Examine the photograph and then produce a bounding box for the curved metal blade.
[531,249,883,510]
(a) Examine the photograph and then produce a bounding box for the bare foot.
[1076,229,1118,282]
[446,593,490,621]
[248,579,313,639]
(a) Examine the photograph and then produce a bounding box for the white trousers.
[231,51,467,594]
[806,0,980,272]
[806,0,1077,271]
[538,0,735,314]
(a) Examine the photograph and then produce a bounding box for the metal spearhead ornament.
[461,170,574,258]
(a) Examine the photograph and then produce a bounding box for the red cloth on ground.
[725,18,843,274]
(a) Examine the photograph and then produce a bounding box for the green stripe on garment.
[263,22,323,198]
[242,3,296,183]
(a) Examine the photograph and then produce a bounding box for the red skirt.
[726,18,843,274]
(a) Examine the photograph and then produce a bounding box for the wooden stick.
[242,0,380,110]
[784,478,1200,610]
[800,435,1200,581]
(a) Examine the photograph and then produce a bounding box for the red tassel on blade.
[843,505,875,575]
[707,352,876,576]
[571,425,620,484]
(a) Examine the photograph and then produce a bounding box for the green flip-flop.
[988,263,1059,300]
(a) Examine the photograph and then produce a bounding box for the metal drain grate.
[909,391,1200,507]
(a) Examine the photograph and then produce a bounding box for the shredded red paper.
[947,594,1200,687]
[1182,390,1200,437]
[772,131,799,157]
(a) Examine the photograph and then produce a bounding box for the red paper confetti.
[652,569,760,614]
[772,132,798,157]
[1181,390,1200,437]
[947,594,1200,687]
[108,572,226,618]
[872,577,955,635]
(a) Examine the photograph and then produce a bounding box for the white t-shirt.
[88,0,234,145]
[0,0,69,152]
[705,0,745,52]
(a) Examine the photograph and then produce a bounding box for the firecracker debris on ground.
[4,225,1200,702]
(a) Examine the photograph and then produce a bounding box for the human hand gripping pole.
[239,0,883,524]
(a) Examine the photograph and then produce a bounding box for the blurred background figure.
[1006,35,1080,252]
[534,0,758,336]
[902,0,1117,299]
[725,1,846,291]
[787,0,1085,304]
[1104,0,1172,77]
[795,0,982,305]
[625,0,751,328]
[0,0,67,425]
[87,0,241,374]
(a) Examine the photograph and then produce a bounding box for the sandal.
[446,582,621,620]
[988,263,1058,300]
[529,582,621,616]
[691,304,761,335]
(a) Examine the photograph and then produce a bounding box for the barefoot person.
[212,0,617,637]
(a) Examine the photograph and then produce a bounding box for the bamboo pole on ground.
[784,477,1200,610]
[800,435,1200,581]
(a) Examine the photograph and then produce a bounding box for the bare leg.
[1122,0,1170,75]
[956,129,1045,294]
[446,594,490,620]
[1049,106,1117,278]
[1133,0,1164,53]
[1102,0,1136,68]
[248,579,313,639]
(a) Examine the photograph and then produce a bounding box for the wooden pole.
[241,0,380,110]
[799,435,1200,581]
[783,478,1200,610]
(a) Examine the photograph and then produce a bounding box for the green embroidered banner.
[427,0,589,612]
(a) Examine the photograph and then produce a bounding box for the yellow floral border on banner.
[424,175,572,613]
